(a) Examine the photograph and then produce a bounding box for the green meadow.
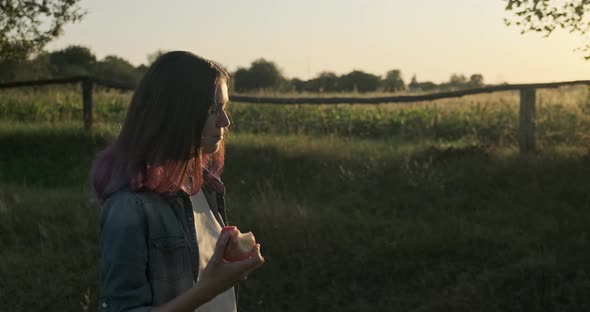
[1,86,590,311]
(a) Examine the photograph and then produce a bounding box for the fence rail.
[1,76,589,153]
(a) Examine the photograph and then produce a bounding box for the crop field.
[1,86,590,311]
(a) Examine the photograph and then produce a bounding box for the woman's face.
[201,79,230,154]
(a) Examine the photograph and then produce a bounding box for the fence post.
[82,78,93,130]
[519,88,536,153]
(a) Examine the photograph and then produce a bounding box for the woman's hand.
[149,228,264,312]
[194,227,265,302]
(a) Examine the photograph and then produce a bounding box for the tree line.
[0,45,490,94]
[234,59,486,93]
[0,46,147,86]
[1,0,587,93]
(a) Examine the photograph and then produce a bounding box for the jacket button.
[102,302,108,308]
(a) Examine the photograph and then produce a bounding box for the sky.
[46,0,590,84]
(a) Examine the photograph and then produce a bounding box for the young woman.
[91,51,264,312]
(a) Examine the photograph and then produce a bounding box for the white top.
[190,190,237,312]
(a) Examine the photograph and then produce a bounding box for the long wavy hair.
[90,51,229,203]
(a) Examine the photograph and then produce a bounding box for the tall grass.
[1,122,590,311]
[1,85,590,310]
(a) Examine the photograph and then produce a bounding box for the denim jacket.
[98,183,236,311]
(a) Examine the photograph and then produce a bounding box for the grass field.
[1,86,590,311]
[2,85,590,144]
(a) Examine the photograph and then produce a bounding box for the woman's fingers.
[211,227,237,263]
[229,244,265,272]
[249,244,261,256]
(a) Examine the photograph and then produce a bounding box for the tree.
[408,75,438,92]
[146,50,168,65]
[48,45,96,77]
[338,70,381,93]
[94,55,142,84]
[504,0,590,59]
[0,51,51,82]
[304,72,339,92]
[468,74,484,88]
[233,68,252,92]
[248,59,283,90]
[382,69,405,92]
[0,0,85,61]
[233,59,284,92]
[449,73,467,86]
[439,73,467,91]
[408,75,419,91]
[418,81,438,92]
[290,78,305,92]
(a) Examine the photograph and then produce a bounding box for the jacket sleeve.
[99,192,152,312]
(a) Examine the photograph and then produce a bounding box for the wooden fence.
[1,76,589,153]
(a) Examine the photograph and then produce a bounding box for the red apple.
[221,226,257,262]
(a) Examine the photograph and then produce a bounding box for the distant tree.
[408,75,419,91]
[290,78,306,92]
[233,67,253,92]
[276,79,295,93]
[146,50,168,65]
[248,59,283,89]
[304,72,339,92]
[440,73,468,91]
[48,45,96,77]
[0,0,85,62]
[94,55,142,84]
[418,81,438,92]
[0,52,51,82]
[408,75,438,92]
[468,74,484,88]
[449,73,468,85]
[318,72,339,92]
[503,0,590,59]
[382,69,405,92]
[338,70,380,93]
[233,59,284,92]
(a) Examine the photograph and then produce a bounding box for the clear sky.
[46,0,590,84]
